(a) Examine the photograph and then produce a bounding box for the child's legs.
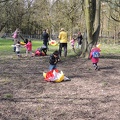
[49,65,56,71]
[26,49,28,56]
[16,51,20,57]
[29,51,32,56]
[27,50,32,56]
[93,63,98,67]
[93,63,99,70]
[71,45,74,49]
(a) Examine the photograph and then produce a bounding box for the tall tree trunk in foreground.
[81,0,101,58]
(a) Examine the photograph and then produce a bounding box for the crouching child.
[49,50,60,71]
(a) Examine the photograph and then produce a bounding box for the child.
[70,37,75,49]
[33,44,47,56]
[24,38,28,44]
[34,48,45,56]
[25,40,32,57]
[49,50,60,71]
[15,41,21,57]
[40,44,47,55]
[90,45,101,70]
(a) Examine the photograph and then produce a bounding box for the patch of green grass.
[0,38,43,57]
[3,93,13,99]
[101,44,120,55]
[102,82,108,87]
[0,78,11,85]
[0,38,76,57]
[0,38,120,58]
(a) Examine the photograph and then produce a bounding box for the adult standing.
[77,32,83,48]
[42,29,49,50]
[58,28,68,57]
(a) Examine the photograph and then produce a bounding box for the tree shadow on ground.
[100,66,114,70]
[101,55,120,59]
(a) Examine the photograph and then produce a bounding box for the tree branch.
[111,15,120,22]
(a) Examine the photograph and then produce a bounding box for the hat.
[61,28,64,31]
[96,44,101,48]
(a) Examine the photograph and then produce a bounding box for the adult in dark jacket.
[77,32,83,48]
[42,29,49,49]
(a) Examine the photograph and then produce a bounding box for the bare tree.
[81,0,101,58]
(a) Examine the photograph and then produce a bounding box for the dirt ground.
[0,54,120,120]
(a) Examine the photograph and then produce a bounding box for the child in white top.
[15,41,21,57]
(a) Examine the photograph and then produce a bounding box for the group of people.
[49,44,101,71]
[70,32,83,50]
[12,27,83,58]
[58,28,83,58]
[49,28,101,71]
[12,28,50,57]
[12,28,101,71]
[12,28,32,57]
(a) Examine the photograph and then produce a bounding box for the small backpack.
[92,51,100,58]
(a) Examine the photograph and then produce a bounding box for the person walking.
[58,28,68,57]
[90,45,101,70]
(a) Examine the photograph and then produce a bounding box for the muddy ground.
[0,54,120,120]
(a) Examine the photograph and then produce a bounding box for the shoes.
[95,66,98,70]
[95,66,100,71]
[97,67,100,71]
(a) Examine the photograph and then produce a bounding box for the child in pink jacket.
[25,40,32,56]
[70,37,75,49]
[90,45,101,70]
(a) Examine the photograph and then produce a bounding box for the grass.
[0,38,76,58]
[0,38,43,53]
[0,78,11,85]
[0,38,120,58]
[3,93,13,99]
[101,43,120,55]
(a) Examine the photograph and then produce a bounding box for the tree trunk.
[81,0,101,58]
[0,22,7,32]
[93,0,100,44]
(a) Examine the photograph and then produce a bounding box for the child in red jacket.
[90,45,101,70]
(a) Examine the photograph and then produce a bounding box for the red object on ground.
[44,69,59,82]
